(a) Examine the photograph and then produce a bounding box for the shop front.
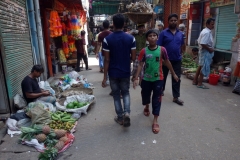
[0,0,34,112]
[210,1,238,76]
[39,0,87,74]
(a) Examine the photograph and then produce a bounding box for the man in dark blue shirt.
[157,13,185,105]
[102,13,136,127]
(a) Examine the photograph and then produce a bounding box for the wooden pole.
[42,9,53,77]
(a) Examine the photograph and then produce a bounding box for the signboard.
[204,1,211,18]
[153,5,164,14]
[180,0,190,19]
[210,0,235,8]
[189,3,201,20]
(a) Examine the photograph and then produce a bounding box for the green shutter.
[215,5,238,50]
[0,0,33,106]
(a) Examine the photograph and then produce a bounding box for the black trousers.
[162,60,181,98]
[76,53,88,71]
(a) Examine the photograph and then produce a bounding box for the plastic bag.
[6,118,19,131]
[56,94,95,114]
[17,118,31,128]
[233,79,240,93]
[35,100,56,112]
[68,71,80,80]
[10,112,30,121]
[39,81,56,96]
[26,105,51,125]
[14,94,27,109]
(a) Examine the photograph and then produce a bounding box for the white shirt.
[198,27,213,53]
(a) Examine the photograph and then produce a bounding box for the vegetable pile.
[182,54,198,69]
[51,111,76,123]
[66,101,88,109]
[20,125,72,160]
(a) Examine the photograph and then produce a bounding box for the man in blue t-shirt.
[157,14,185,106]
[102,13,136,127]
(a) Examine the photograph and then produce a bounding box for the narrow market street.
[1,56,239,160]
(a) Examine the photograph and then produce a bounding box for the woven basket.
[125,12,154,24]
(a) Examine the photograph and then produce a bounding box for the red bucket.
[209,74,220,85]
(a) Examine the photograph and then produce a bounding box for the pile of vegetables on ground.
[19,110,78,159]
[20,124,72,160]
[66,101,88,109]
[182,54,198,74]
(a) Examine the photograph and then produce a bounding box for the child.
[192,47,199,63]
[133,29,179,134]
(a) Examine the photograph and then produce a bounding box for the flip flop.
[197,85,209,89]
[152,124,160,134]
[173,98,184,105]
[143,107,150,117]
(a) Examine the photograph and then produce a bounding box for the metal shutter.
[0,0,33,106]
[215,5,238,50]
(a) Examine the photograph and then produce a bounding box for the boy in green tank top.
[133,29,179,134]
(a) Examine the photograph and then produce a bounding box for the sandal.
[173,98,184,106]
[152,124,160,134]
[197,85,209,89]
[143,107,150,117]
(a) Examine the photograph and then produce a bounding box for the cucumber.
[51,115,59,120]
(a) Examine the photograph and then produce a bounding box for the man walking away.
[102,13,136,127]
[157,14,185,106]
[193,18,215,89]
[95,27,104,73]
[75,30,92,71]
[95,20,112,87]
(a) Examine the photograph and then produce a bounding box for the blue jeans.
[109,77,130,118]
[141,80,163,116]
[98,52,103,69]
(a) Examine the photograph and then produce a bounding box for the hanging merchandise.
[49,11,62,37]
[71,15,81,36]
[68,37,77,53]
[61,23,69,56]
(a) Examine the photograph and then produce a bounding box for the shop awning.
[57,0,83,11]
[91,1,120,15]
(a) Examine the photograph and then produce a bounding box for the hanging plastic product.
[49,11,62,37]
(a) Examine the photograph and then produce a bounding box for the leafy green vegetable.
[38,147,58,160]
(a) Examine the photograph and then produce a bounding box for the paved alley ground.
[1,56,240,160]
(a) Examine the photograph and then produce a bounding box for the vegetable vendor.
[21,65,56,104]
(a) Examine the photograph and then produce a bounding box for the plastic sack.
[68,71,80,80]
[14,94,27,109]
[17,118,31,128]
[6,118,19,131]
[26,105,51,125]
[56,94,95,114]
[27,102,45,112]
[10,112,29,121]
[233,79,240,93]
[39,81,56,96]
[35,100,56,112]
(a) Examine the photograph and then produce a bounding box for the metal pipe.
[42,9,53,77]
[33,0,47,80]
[26,0,40,65]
